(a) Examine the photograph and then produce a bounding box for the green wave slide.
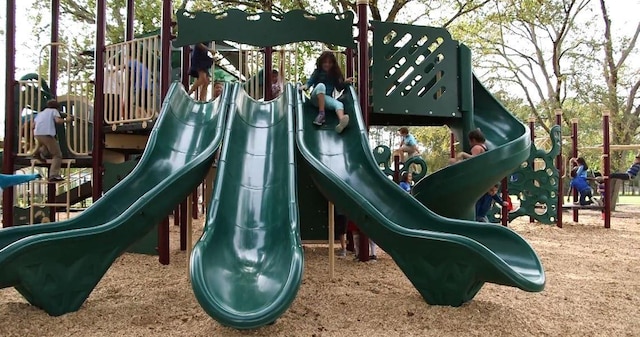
[295,85,545,307]
[0,82,226,316]
[413,75,532,220]
[190,84,303,329]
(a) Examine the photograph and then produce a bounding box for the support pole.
[328,202,335,280]
[186,195,193,280]
[126,0,135,41]
[180,199,187,250]
[450,132,456,159]
[356,0,370,262]
[393,155,400,183]
[501,178,508,226]
[345,48,354,78]
[191,190,198,219]
[50,0,60,96]
[92,0,106,201]
[264,46,273,101]
[603,111,611,229]
[555,109,563,228]
[571,119,578,222]
[528,117,535,223]
[182,46,190,88]
[3,0,17,227]
[357,0,370,129]
[158,217,170,265]
[160,0,172,98]
[173,206,179,226]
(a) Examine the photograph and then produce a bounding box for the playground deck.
[1,207,638,337]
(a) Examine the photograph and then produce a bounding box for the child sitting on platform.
[569,157,593,206]
[475,184,509,222]
[299,51,354,133]
[450,129,487,164]
[604,154,640,181]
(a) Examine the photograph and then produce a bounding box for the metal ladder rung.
[32,203,68,207]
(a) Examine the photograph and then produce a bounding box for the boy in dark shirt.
[475,184,509,223]
[606,155,640,181]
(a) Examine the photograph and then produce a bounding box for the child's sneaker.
[313,111,325,125]
[337,248,346,257]
[335,115,349,133]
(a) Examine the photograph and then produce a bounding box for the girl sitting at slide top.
[299,51,354,133]
[450,129,487,164]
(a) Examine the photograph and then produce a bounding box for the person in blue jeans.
[394,127,420,163]
[604,154,640,181]
[569,157,593,205]
[299,51,354,133]
[475,184,509,222]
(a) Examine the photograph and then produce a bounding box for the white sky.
[0,0,639,136]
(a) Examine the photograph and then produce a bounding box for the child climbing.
[603,154,640,181]
[33,100,73,182]
[475,184,509,222]
[299,51,353,133]
[569,157,593,205]
[394,127,420,163]
[188,42,215,101]
[399,171,413,193]
[450,129,487,164]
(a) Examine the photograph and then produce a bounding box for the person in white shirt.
[33,100,72,181]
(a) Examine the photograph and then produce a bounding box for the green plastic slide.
[0,83,227,316]
[190,85,303,329]
[412,75,531,220]
[295,85,545,306]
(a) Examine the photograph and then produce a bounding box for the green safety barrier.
[372,144,428,182]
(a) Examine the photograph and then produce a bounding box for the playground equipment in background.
[372,145,428,183]
[2,1,545,331]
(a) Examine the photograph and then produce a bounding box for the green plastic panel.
[175,9,356,48]
[372,145,428,181]
[371,21,460,117]
[413,75,531,221]
[297,151,330,241]
[296,85,544,307]
[190,84,303,329]
[0,82,228,316]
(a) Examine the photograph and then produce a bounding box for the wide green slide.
[295,85,544,306]
[190,85,303,329]
[413,75,531,220]
[0,83,227,316]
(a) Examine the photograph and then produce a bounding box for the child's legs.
[476,216,489,222]
[324,96,345,118]
[579,189,592,205]
[310,83,327,111]
[198,71,210,101]
[352,231,359,257]
[610,172,631,180]
[369,239,377,256]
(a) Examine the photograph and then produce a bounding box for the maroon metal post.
[603,111,611,229]
[160,0,172,98]
[357,0,370,129]
[501,178,508,226]
[173,206,179,226]
[158,217,170,265]
[192,190,198,219]
[3,0,17,227]
[555,109,563,228]
[50,0,60,96]
[182,46,190,88]
[356,0,370,262]
[126,0,135,41]
[393,155,400,183]
[92,0,106,201]
[571,119,578,222]
[180,199,187,250]
[528,117,535,223]
[450,132,456,158]
[345,48,354,78]
[47,184,56,221]
[264,47,273,100]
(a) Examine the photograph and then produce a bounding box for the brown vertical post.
[3,0,17,227]
[47,184,56,221]
[450,132,456,159]
[180,200,187,250]
[92,0,106,201]
[50,0,60,96]
[158,217,170,265]
[173,206,179,226]
[182,46,190,88]
[264,47,273,101]
[501,178,508,226]
[345,49,354,78]
[555,109,563,228]
[192,190,198,219]
[603,111,611,229]
[126,0,135,41]
[528,117,535,223]
[160,0,172,98]
[571,119,579,222]
[356,0,370,262]
[393,155,400,183]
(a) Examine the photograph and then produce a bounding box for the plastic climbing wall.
[370,21,460,118]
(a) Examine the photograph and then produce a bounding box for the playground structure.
[1,0,549,330]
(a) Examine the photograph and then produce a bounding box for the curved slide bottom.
[190,85,303,329]
[295,86,544,306]
[0,83,227,315]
